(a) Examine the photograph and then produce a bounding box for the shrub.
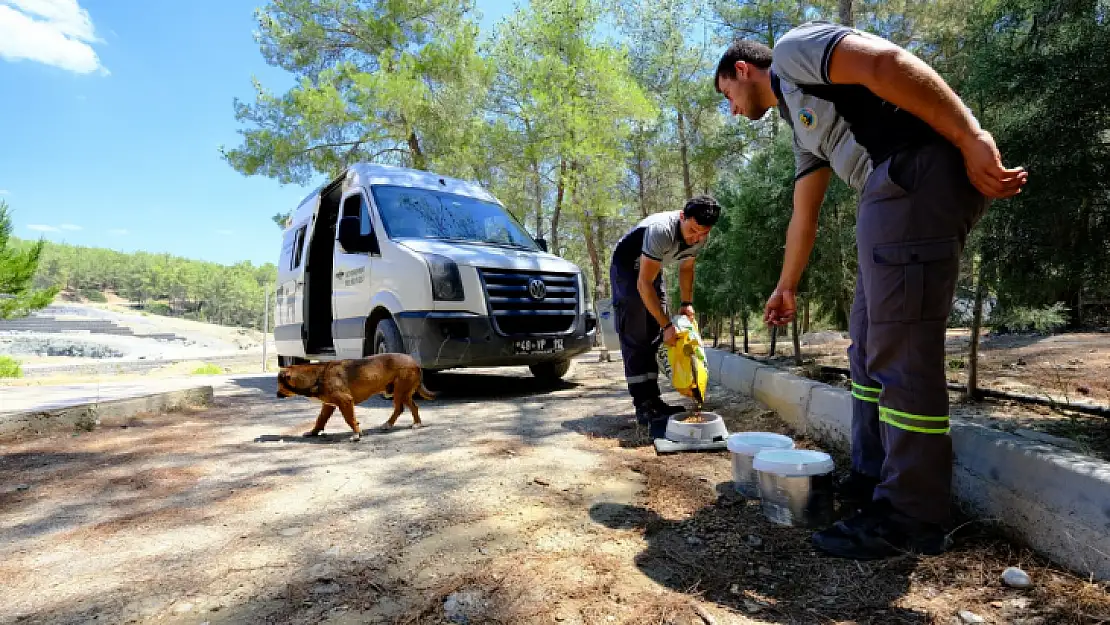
[192,363,223,375]
[0,356,23,378]
[992,303,1069,334]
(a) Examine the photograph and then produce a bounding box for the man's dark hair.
[683,195,721,227]
[714,39,773,92]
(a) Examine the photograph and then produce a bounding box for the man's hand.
[678,303,695,321]
[764,287,796,326]
[958,129,1028,199]
[662,324,678,346]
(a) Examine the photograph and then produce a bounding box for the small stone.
[746,535,763,547]
[533,477,550,486]
[742,600,764,614]
[757,566,773,576]
[312,582,341,595]
[729,584,740,595]
[15,484,29,492]
[959,610,986,624]
[173,603,193,614]
[1003,566,1033,588]
[686,535,702,546]
[279,527,302,537]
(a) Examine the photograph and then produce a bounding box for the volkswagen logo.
[527,278,547,300]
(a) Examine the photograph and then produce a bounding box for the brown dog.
[275,354,435,441]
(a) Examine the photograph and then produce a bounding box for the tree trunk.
[634,134,649,218]
[803,299,811,334]
[966,254,985,401]
[730,313,736,352]
[533,159,543,237]
[582,211,602,305]
[677,110,693,200]
[792,314,803,366]
[838,0,853,26]
[407,131,426,171]
[552,159,566,256]
[594,214,608,299]
[769,325,778,357]
[742,314,749,353]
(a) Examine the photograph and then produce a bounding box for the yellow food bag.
[657,315,709,406]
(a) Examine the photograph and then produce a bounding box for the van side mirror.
[535,237,548,252]
[338,216,378,254]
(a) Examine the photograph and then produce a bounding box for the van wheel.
[529,359,573,383]
[278,356,307,367]
[372,318,405,355]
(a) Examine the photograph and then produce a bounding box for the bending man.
[714,22,1026,559]
[608,196,721,438]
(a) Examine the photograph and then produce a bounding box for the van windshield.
[370,185,538,251]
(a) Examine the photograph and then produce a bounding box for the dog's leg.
[304,404,336,437]
[380,393,406,430]
[336,398,361,442]
[406,395,423,429]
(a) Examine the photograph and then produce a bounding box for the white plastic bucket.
[726,432,795,498]
[753,449,836,527]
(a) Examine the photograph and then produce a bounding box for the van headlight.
[422,253,464,301]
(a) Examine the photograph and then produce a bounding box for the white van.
[273,163,597,382]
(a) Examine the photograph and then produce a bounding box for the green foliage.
[219,0,1110,337]
[0,201,58,319]
[221,0,493,183]
[960,0,1110,327]
[991,303,1070,334]
[79,288,107,303]
[21,239,276,330]
[0,355,22,378]
[192,363,224,375]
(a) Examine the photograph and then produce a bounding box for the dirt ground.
[1,359,1107,625]
[725,330,1110,460]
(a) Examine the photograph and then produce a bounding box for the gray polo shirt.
[611,210,706,273]
[770,21,956,192]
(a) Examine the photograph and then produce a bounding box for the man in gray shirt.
[715,22,1027,560]
[609,196,720,438]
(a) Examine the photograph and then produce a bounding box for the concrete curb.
[709,348,1110,581]
[0,386,215,439]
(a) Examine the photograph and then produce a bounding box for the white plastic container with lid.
[753,449,836,527]
[726,432,795,498]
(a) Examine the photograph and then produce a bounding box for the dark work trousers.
[609,258,666,408]
[848,141,988,526]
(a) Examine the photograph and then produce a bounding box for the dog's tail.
[416,382,437,400]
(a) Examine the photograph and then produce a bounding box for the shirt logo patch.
[798,107,817,129]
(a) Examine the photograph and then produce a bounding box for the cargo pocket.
[868,238,960,324]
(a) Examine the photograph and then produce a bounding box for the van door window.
[291,226,307,269]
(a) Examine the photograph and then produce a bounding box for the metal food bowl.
[665,411,728,443]
[753,449,836,528]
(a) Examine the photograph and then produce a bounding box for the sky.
[0,0,518,267]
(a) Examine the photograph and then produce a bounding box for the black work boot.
[811,499,949,560]
[649,396,686,417]
[836,470,879,511]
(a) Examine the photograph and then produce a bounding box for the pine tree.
[0,201,57,319]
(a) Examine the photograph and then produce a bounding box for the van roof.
[285,163,500,230]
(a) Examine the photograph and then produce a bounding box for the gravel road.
[0,358,712,625]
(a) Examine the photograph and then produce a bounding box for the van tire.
[372,318,405,355]
[278,356,308,367]
[529,359,572,383]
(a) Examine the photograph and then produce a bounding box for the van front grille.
[477,268,579,336]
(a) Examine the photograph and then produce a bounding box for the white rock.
[959,610,986,624]
[1002,566,1033,588]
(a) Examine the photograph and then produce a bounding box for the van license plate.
[514,338,564,354]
